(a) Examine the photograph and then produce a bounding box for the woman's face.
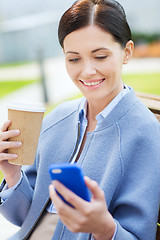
[63,25,128,105]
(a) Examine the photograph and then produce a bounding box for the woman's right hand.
[0,120,22,188]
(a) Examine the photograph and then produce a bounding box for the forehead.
[63,25,119,52]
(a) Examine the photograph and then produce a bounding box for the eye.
[95,56,107,60]
[68,58,80,62]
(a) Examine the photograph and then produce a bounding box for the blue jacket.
[0,89,160,240]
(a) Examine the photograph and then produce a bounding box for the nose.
[81,61,97,78]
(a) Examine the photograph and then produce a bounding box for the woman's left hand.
[49,176,115,240]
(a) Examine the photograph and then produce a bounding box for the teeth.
[83,79,103,86]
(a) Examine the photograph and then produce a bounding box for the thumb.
[84,176,104,200]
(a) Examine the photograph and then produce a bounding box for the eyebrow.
[91,48,109,53]
[65,51,79,55]
[65,48,109,55]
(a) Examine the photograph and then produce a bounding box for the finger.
[84,176,104,200]
[49,184,78,221]
[49,184,73,212]
[0,152,17,161]
[49,183,60,203]
[1,120,11,132]
[0,141,22,152]
[49,182,73,207]
[0,129,21,141]
[52,180,88,210]
[50,184,93,234]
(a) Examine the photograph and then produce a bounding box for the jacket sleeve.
[0,156,38,226]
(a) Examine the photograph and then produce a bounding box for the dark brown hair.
[58,0,132,48]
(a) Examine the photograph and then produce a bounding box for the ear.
[123,40,134,64]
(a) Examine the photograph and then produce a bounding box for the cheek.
[100,63,114,77]
[103,59,122,77]
[65,63,73,78]
[66,64,80,81]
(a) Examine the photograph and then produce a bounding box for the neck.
[87,84,124,121]
[87,100,106,120]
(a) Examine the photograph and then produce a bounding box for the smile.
[80,79,105,86]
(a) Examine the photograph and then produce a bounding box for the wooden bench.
[136,92,160,121]
[136,92,160,239]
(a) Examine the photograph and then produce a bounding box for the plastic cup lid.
[8,101,46,112]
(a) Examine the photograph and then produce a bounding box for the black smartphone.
[49,163,90,206]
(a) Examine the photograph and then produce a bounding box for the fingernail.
[84,176,90,181]
[49,184,54,191]
[17,142,22,146]
[15,130,20,134]
[52,180,58,186]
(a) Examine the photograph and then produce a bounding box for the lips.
[80,78,105,86]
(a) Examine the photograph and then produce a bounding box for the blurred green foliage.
[0,171,3,181]
[0,61,33,68]
[132,32,160,45]
[0,80,36,98]
[123,72,160,95]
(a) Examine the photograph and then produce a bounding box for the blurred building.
[0,11,61,63]
[0,0,159,63]
[119,0,160,34]
[0,0,74,63]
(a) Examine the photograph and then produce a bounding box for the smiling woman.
[0,1,160,240]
